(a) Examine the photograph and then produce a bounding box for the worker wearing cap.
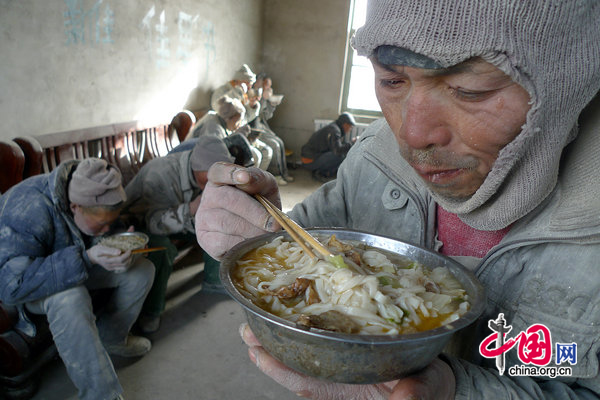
[122,135,235,333]
[0,158,155,400]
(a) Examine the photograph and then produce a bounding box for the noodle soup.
[100,232,148,252]
[232,235,471,335]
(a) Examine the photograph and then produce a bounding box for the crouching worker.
[0,158,155,400]
[122,135,236,333]
[301,112,356,182]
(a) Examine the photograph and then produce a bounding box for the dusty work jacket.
[289,106,600,398]
[186,111,229,141]
[123,150,199,235]
[0,161,91,333]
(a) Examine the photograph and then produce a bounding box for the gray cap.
[233,64,256,84]
[216,96,246,121]
[190,135,235,172]
[68,158,126,207]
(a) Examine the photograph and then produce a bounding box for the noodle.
[232,235,471,335]
[100,234,147,252]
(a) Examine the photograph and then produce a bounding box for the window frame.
[339,0,382,119]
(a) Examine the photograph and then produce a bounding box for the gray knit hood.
[353,0,600,230]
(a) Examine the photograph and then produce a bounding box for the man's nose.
[399,90,452,149]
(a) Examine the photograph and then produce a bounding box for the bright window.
[340,0,382,117]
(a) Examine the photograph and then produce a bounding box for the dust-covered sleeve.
[136,167,194,235]
[329,125,352,157]
[146,203,194,235]
[0,191,88,304]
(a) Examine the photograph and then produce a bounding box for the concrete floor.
[30,168,322,400]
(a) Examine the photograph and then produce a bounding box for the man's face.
[342,122,354,135]
[226,114,242,131]
[70,204,120,236]
[372,57,531,199]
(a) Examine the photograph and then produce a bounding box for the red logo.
[479,313,552,375]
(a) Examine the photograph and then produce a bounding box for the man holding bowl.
[195,0,600,398]
[0,158,154,400]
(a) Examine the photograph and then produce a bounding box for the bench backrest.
[11,121,175,187]
[0,140,25,194]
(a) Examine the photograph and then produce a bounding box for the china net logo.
[479,313,576,378]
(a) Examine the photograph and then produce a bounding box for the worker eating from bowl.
[0,158,154,400]
[121,135,236,334]
[195,0,600,398]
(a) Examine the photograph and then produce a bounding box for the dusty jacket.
[289,107,600,398]
[123,150,199,235]
[0,160,90,306]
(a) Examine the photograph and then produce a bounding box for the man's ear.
[70,203,78,213]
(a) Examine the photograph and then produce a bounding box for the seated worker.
[186,96,245,141]
[250,73,294,186]
[211,64,259,124]
[195,0,600,398]
[122,135,236,333]
[188,95,272,172]
[210,64,274,172]
[0,158,154,400]
[300,112,356,182]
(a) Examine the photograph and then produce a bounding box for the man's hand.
[87,244,133,273]
[195,163,282,260]
[240,323,456,400]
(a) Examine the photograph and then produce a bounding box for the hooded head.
[352,0,600,230]
[337,112,356,127]
[190,135,235,172]
[68,158,126,207]
[233,64,256,85]
[216,96,246,122]
[68,158,126,236]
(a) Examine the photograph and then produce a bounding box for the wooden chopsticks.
[255,194,347,268]
[131,246,167,255]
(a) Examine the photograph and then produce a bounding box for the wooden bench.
[0,115,197,399]
[0,140,25,194]
[13,121,175,186]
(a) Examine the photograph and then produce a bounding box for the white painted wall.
[0,0,263,138]
[260,0,351,156]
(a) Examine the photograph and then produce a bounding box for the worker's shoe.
[275,175,288,186]
[283,174,295,182]
[106,335,151,358]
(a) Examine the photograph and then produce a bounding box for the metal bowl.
[100,231,149,251]
[220,228,486,384]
